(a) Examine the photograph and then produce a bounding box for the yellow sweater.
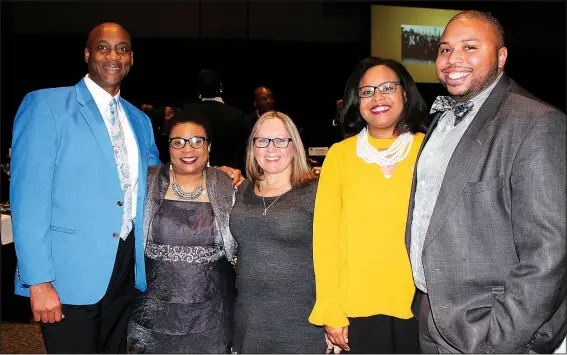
[309,132,424,328]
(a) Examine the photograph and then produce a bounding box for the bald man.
[243,86,275,139]
[405,11,567,353]
[253,86,275,116]
[10,22,160,353]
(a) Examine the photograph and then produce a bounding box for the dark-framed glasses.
[253,137,293,148]
[169,136,208,150]
[358,81,402,98]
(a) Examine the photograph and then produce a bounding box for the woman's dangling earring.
[207,145,211,168]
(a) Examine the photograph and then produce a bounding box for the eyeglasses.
[169,136,209,150]
[253,137,293,148]
[358,81,402,98]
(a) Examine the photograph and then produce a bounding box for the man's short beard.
[445,62,500,101]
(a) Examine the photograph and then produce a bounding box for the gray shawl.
[142,164,238,263]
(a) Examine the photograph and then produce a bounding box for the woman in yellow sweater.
[309,57,430,353]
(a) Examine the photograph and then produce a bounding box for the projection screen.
[371,5,462,83]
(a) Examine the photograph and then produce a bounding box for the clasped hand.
[325,325,350,353]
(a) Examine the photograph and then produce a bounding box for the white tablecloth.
[1,214,13,245]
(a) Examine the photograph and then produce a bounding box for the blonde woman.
[230,111,321,353]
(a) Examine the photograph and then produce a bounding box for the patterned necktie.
[430,96,474,126]
[109,98,132,241]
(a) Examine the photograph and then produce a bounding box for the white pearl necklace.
[356,127,414,167]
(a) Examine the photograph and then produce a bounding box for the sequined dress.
[127,199,236,353]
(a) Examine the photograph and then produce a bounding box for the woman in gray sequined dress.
[127,110,238,353]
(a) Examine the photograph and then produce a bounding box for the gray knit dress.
[229,179,323,354]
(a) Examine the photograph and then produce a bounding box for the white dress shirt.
[84,74,139,221]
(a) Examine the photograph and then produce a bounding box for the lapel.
[206,168,230,244]
[422,74,512,249]
[205,168,226,212]
[121,99,146,171]
[205,168,238,262]
[206,167,231,215]
[76,79,117,175]
[143,164,169,248]
[405,113,442,251]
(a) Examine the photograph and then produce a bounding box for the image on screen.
[371,5,462,83]
[401,25,444,66]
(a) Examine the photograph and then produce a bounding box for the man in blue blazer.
[10,22,161,353]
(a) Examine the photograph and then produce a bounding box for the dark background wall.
[1,1,565,185]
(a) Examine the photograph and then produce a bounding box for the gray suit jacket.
[143,164,238,263]
[405,74,567,353]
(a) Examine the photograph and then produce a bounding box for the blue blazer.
[10,78,160,305]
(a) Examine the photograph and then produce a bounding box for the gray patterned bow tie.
[430,96,474,126]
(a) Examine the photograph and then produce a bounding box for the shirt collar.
[84,74,121,109]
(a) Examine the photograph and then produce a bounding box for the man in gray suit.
[406,10,567,354]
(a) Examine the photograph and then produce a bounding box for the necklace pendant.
[171,168,206,201]
[261,190,284,216]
